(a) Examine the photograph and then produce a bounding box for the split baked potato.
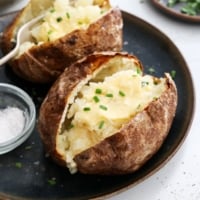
[38,52,178,175]
[1,0,122,83]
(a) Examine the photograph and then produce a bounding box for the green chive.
[98,121,105,129]
[170,70,176,79]
[48,178,56,186]
[93,96,100,103]
[95,88,102,94]
[137,104,141,109]
[99,105,107,111]
[66,12,70,19]
[83,107,91,111]
[137,68,142,74]
[50,8,56,13]
[141,81,149,87]
[25,146,32,150]
[48,30,53,35]
[56,17,63,22]
[106,93,113,98]
[119,90,125,97]
[153,97,158,101]
[67,123,74,130]
[15,162,22,168]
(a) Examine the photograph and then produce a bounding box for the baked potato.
[1,0,122,83]
[38,52,178,175]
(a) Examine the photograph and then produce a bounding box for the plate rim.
[0,10,196,200]
[151,0,200,23]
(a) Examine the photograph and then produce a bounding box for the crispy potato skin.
[38,52,177,175]
[1,7,123,83]
[75,74,177,174]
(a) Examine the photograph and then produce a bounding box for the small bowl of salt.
[0,83,36,154]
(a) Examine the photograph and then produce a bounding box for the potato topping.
[31,0,104,42]
[18,0,106,57]
[59,57,166,173]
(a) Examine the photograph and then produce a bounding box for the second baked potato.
[1,0,123,83]
[38,52,177,175]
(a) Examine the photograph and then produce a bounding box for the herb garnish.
[48,177,56,186]
[98,121,105,129]
[56,17,63,22]
[106,93,113,98]
[66,12,70,19]
[15,162,22,168]
[93,96,100,103]
[83,107,91,111]
[170,70,176,79]
[119,90,125,97]
[67,123,74,130]
[167,0,200,16]
[141,81,149,87]
[48,30,53,35]
[25,145,32,150]
[95,88,102,94]
[99,105,108,111]
[137,68,142,74]
[50,8,56,13]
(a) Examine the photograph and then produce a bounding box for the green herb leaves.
[99,105,108,111]
[15,162,22,168]
[167,0,200,16]
[56,17,63,22]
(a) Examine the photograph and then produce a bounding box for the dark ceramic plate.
[0,10,194,200]
[151,0,200,22]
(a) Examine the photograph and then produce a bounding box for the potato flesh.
[60,63,166,173]
[18,0,106,57]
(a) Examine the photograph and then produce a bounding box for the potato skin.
[1,7,123,83]
[74,74,177,174]
[38,52,177,175]
[38,52,143,167]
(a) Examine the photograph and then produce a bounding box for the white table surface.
[1,0,200,199]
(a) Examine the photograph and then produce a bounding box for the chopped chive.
[141,81,149,87]
[66,12,70,19]
[15,162,22,168]
[67,123,74,130]
[93,96,100,103]
[99,105,108,111]
[48,30,53,35]
[95,88,102,94]
[83,107,91,111]
[119,90,125,97]
[56,17,63,22]
[78,21,83,25]
[170,70,176,79]
[106,93,113,98]
[153,97,158,101]
[137,68,142,74]
[98,121,105,129]
[25,145,32,150]
[50,8,56,13]
[48,178,56,186]
[137,104,141,109]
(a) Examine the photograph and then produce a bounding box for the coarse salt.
[0,107,25,143]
